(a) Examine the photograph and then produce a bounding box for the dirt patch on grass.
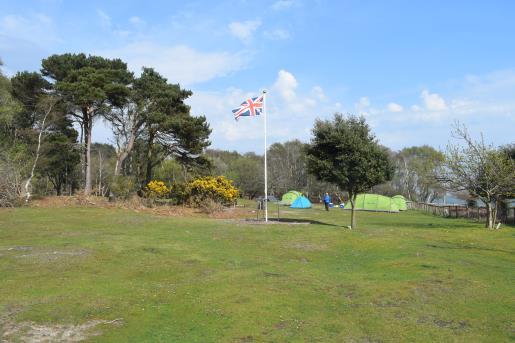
[31,195,109,208]
[1,246,90,263]
[417,316,470,331]
[0,308,122,342]
[287,242,328,251]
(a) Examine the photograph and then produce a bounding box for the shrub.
[146,180,170,199]
[110,176,138,200]
[169,182,190,205]
[188,176,239,208]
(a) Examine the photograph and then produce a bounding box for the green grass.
[0,205,513,342]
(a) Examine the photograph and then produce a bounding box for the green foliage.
[110,175,138,199]
[168,181,191,205]
[306,114,394,228]
[0,142,31,206]
[41,53,133,195]
[39,131,80,195]
[134,68,211,183]
[0,70,22,143]
[10,71,52,130]
[206,149,263,199]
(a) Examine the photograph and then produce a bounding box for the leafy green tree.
[133,68,211,184]
[41,53,132,195]
[10,71,65,201]
[306,114,394,229]
[232,153,264,199]
[0,63,22,145]
[39,126,80,195]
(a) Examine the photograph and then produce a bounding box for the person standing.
[323,192,331,211]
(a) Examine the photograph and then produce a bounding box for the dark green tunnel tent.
[352,194,400,212]
[281,191,302,205]
[392,195,408,211]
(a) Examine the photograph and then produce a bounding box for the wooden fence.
[407,201,515,225]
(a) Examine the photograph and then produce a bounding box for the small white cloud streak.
[387,102,403,112]
[97,9,111,28]
[228,20,261,43]
[99,41,251,85]
[271,0,296,11]
[264,29,290,40]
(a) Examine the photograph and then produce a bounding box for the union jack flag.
[232,95,264,121]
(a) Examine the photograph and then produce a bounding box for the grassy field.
[0,204,513,342]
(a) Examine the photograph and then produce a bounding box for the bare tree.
[23,97,58,203]
[105,102,144,176]
[440,123,515,229]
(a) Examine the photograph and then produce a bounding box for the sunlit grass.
[0,206,513,342]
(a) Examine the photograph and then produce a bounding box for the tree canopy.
[306,114,394,228]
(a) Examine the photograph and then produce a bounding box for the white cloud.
[387,102,403,112]
[421,89,447,111]
[271,0,296,10]
[273,69,298,102]
[312,86,327,101]
[358,96,370,107]
[97,9,111,28]
[99,41,250,85]
[264,29,290,40]
[228,20,261,43]
[129,16,144,25]
[185,70,336,152]
[0,13,60,46]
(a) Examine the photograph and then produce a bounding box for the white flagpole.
[263,90,268,222]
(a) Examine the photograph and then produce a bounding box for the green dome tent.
[281,191,302,205]
[392,195,407,211]
[290,195,312,209]
[352,194,400,212]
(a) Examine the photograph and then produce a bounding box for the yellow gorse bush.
[146,180,170,198]
[188,176,239,205]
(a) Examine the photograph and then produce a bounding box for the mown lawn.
[0,205,513,342]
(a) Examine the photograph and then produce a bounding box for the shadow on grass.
[268,217,344,227]
[426,243,514,254]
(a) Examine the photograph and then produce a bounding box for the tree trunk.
[349,192,357,229]
[145,131,155,185]
[98,150,102,195]
[492,201,499,229]
[485,202,493,229]
[114,126,138,176]
[114,151,127,176]
[84,111,93,195]
[24,105,51,203]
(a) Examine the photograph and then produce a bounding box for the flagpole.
[263,90,268,222]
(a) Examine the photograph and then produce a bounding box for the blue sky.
[1,0,514,152]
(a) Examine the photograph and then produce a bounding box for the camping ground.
[0,204,513,342]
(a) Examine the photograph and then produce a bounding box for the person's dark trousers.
[324,202,329,211]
